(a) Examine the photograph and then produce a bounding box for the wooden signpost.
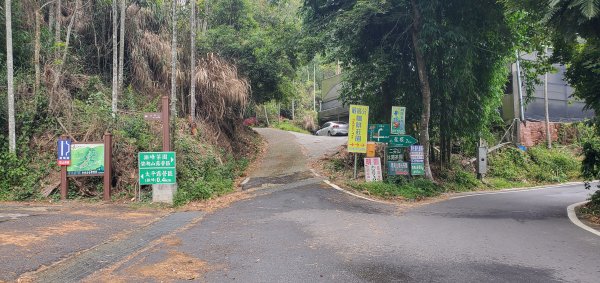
[58,133,112,201]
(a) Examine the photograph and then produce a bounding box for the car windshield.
[333,121,347,125]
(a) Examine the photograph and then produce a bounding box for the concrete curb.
[322,180,392,205]
[567,201,600,237]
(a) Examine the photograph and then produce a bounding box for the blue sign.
[57,139,72,165]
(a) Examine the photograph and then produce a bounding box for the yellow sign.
[348,105,369,153]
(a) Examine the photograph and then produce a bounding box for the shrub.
[349,178,442,200]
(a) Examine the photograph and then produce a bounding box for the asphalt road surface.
[6,129,599,282]
[96,129,600,282]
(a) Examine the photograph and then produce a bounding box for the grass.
[271,120,310,134]
[349,178,443,200]
[329,145,584,202]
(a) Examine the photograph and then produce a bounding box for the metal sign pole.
[354,153,358,179]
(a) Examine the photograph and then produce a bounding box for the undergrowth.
[349,177,442,200]
[271,120,310,134]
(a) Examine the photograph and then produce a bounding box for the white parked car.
[316,121,349,136]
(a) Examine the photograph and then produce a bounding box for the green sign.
[139,152,176,185]
[387,161,409,176]
[411,162,425,175]
[387,147,404,161]
[368,124,390,142]
[388,135,418,147]
[391,106,406,135]
[67,144,105,175]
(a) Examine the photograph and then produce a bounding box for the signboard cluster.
[351,104,426,181]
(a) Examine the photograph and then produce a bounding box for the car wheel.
[327,131,332,136]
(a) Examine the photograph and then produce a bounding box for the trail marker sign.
[388,135,418,147]
[139,152,176,185]
[368,124,390,143]
[411,162,425,175]
[409,145,424,162]
[57,138,72,166]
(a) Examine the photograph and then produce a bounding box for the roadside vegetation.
[325,136,586,201]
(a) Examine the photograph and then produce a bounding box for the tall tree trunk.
[411,0,433,180]
[34,2,41,96]
[112,0,118,115]
[118,0,126,100]
[171,0,178,119]
[54,0,61,47]
[190,0,196,120]
[51,0,79,94]
[48,2,54,35]
[202,0,209,34]
[6,0,16,154]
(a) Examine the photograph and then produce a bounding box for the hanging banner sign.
[348,105,369,153]
[364,157,383,182]
[391,106,406,135]
[387,161,410,176]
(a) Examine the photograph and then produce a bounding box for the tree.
[5,0,16,153]
[171,0,178,119]
[118,0,126,100]
[304,0,519,177]
[112,0,118,115]
[190,0,197,120]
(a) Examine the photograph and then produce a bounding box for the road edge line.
[450,181,598,200]
[322,180,391,204]
[567,201,600,237]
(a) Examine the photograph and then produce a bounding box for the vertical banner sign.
[57,138,72,166]
[391,106,406,135]
[364,157,383,182]
[348,105,369,153]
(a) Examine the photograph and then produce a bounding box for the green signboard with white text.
[138,152,176,185]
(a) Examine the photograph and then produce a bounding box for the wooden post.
[60,165,67,200]
[103,132,112,201]
[162,96,170,151]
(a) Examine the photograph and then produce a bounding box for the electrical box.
[477,146,488,175]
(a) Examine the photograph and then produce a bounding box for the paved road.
[9,129,599,282]
[93,129,600,282]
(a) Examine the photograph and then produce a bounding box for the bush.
[489,146,581,184]
[271,120,310,134]
[349,178,442,200]
[0,151,40,200]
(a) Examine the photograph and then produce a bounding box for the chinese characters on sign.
[57,138,72,166]
[138,152,177,185]
[409,145,424,162]
[367,124,390,143]
[411,162,425,175]
[348,105,369,153]
[387,161,410,176]
[391,106,406,135]
[388,135,418,147]
[364,157,383,182]
[67,144,105,175]
[387,147,404,162]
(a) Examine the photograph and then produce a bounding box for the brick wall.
[519,121,560,147]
